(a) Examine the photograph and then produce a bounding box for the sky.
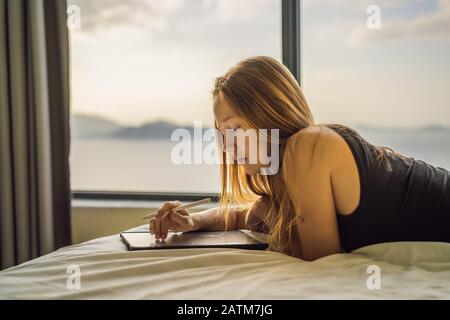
[68,0,450,128]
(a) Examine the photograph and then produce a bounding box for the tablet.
[120,229,269,251]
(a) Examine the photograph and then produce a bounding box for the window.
[302,0,450,169]
[68,0,282,193]
[70,0,449,198]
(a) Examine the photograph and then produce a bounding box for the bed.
[0,224,449,299]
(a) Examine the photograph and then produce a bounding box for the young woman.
[149,56,450,261]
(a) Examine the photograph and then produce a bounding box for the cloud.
[68,0,276,34]
[303,0,429,9]
[68,0,185,33]
[347,0,450,46]
[201,0,275,21]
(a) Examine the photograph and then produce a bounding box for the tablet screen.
[120,230,268,250]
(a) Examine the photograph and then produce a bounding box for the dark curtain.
[0,0,71,270]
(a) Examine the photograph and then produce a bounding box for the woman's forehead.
[213,93,239,123]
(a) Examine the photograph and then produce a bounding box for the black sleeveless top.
[327,124,450,253]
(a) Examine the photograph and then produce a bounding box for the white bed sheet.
[1,225,449,299]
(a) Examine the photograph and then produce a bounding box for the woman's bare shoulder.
[283,125,344,167]
[281,125,355,185]
[282,125,361,216]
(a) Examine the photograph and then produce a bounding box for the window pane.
[302,1,450,169]
[68,0,282,192]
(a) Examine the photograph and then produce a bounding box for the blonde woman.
[149,56,450,261]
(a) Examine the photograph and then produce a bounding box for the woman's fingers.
[149,216,170,240]
[156,201,182,218]
[150,201,182,239]
[149,200,190,239]
[176,208,189,216]
[149,218,155,234]
[170,210,187,225]
[155,217,161,239]
[160,213,171,240]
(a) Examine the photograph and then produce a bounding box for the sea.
[70,128,450,193]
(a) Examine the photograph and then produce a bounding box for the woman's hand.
[149,201,194,240]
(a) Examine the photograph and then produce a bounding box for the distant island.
[71,113,450,140]
[71,114,199,140]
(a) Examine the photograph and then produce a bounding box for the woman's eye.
[223,126,241,133]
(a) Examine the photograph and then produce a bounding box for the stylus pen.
[140,198,212,220]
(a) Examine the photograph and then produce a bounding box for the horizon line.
[71,112,450,131]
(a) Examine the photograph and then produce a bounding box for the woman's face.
[213,92,263,175]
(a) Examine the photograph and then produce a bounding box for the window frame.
[71,0,301,203]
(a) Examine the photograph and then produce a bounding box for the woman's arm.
[282,126,341,261]
[191,197,271,232]
[190,207,244,231]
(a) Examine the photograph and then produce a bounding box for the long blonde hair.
[212,56,401,258]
